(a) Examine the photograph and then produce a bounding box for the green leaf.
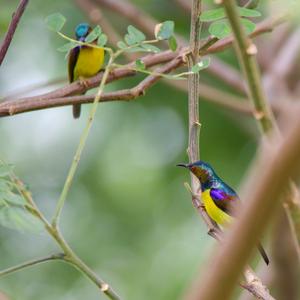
[200,7,261,23]
[85,25,102,43]
[155,21,174,40]
[125,33,137,46]
[241,18,256,34]
[127,25,146,43]
[127,46,147,53]
[0,164,13,177]
[200,8,226,22]
[57,42,78,52]
[117,41,127,49]
[45,13,66,32]
[191,57,211,73]
[97,33,107,47]
[168,35,177,52]
[208,20,231,39]
[141,44,161,53]
[0,181,10,192]
[237,7,261,17]
[0,206,43,233]
[3,193,26,205]
[135,59,145,70]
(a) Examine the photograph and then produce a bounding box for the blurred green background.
[0,0,259,299]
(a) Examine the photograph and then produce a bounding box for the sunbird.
[68,23,105,118]
[177,160,269,265]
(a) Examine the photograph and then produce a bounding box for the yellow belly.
[202,189,233,226]
[74,46,104,80]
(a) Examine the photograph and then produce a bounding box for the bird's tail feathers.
[257,242,269,265]
[73,104,81,119]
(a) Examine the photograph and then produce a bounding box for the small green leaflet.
[57,41,78,52]
[135,59,145,70]
[45,13,66,32]
[127,25,146,43]
[0,164,14,177]
[200,8,225,22]
[241,18,256,34]
[141,44,160,53]
[191,57,210,73]
[168,35,177,52]
[208,19,256,39]
[0,161,43,233]
[155,21,174,40]
[85,25,102,43]
[125,33,137,46]
[200,7,261,22]
[0,181,10,192]
[208,20,231,39]
[1,192,26,206]
[127,46,148,53]
[117,41,127,49]
[238,7,261,17]
[0,207,44,233]
[124,25,146,46]
[97,34,108,47]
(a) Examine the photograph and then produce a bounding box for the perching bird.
[177,160,269,265]
[68,23,105,118]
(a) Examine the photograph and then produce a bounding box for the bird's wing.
[209,188,239,216]
[68,46,80,83]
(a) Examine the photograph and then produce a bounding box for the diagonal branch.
[223,0,300,265]
[0,0,29,66]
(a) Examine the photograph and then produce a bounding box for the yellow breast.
[201,189,233,226]
[74,46,104,81]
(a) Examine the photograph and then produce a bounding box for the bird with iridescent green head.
[177,160,269,265]
[68,23,105,118]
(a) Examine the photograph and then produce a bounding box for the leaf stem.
[0,254,65,278]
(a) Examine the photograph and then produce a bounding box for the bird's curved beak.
[176,163,189,168]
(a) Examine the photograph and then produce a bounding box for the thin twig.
[187,0,221,244]
[52,53,114,227]
[0,254,65,278]
[0,0,29,66]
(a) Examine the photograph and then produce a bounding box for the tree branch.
[0,0,29,66]
[0,13,287,118]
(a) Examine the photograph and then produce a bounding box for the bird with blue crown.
[68,23,105,118]
[177,160,269,265]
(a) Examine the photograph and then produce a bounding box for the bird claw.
[78,76,89,89]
